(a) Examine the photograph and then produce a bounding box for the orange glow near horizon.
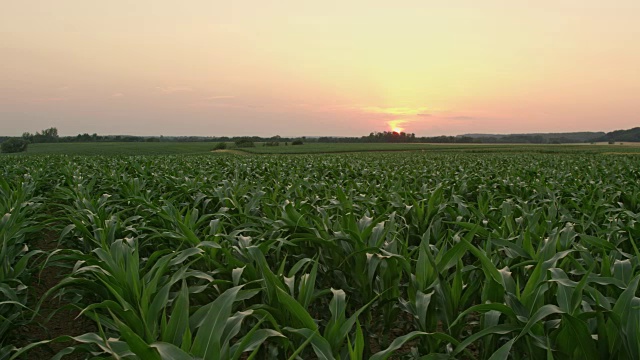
[388,120,407,134]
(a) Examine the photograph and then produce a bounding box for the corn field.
[1,152,639,359]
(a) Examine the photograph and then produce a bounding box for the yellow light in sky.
[1,1,639,136]
[388,120,406,133]
[363,107,430,116]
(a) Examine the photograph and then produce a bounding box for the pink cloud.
[204,95,235,100]
[156,86,193,94]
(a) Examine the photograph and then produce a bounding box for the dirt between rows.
[15,230,95,359]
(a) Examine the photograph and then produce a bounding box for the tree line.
[318,131,558,144]
[13,128,640,145]
[17,129,310,144]
[3,127,639,154]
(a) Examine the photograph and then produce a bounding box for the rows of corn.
[0,159,44,358]
[1,152,639,359]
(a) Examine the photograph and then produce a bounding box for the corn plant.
[2,152,639,359]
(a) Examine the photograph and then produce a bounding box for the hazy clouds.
[1,1,639,136]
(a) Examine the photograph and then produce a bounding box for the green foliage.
[0,175,43,357]
[10,142,228,155]
[292,140,304,145]
[213,142,228,150]
[21,127,59,143]
[595,127,640,142]
[235,138,255,148]
[0,138,28,153]
[2,152,640,359]
[4,141,640,156]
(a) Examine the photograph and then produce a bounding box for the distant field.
[12,142,220,155]
[242,143,441,154]
[3,151,640,359]
[3,141,640,156]
[241,142,640,154]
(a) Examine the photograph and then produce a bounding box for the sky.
[1,1,639,137]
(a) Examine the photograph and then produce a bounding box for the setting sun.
[388,120,407,134]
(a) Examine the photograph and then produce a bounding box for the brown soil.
[14,230,96,359]
[211,149,249,155]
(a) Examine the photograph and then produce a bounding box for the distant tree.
[213,142,227,150]
[234,138,255,148]
[455,136,476,143]
[22,132,33,142]
[1,138,29,153]
[594,127,640,142]
[42,127,58,138]
[31,127,60,143]
[292,139,304,145]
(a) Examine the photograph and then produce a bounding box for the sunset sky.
[1,1,639,137]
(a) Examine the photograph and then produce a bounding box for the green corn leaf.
[285,327,335,360]
[487,338,516,360]
[149,342,194,360]
[556,314,598,360]
[370,331,428,360]
[162,280,190,346]
[111,311,162,360]
[459,228,502,284]
[229,328,284,360]
[275,286,317,330]
[190,285,242,359]
[518,304,564,339]
[453,324,520,356]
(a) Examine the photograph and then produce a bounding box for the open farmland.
[7,141,640,156]
[2,152,640,359]
[11,142,221,156]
